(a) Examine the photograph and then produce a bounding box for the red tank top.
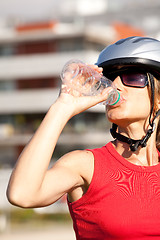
[68,142,160,240]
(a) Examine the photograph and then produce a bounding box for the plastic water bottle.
[60,59,120,105]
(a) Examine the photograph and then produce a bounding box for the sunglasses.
[105,68,149,88]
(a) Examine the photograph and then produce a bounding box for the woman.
[7,36,160,239]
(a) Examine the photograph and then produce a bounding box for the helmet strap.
[148,73,155,127]
[110,73,160,152]
[110,123,156,151]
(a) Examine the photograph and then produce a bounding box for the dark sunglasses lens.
[106,73,117,81]
[121,72,148,87]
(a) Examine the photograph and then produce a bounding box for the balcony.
[0,50,99,80]
[0,131,112,147]
[0,88,105,114]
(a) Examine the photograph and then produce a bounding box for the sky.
[0,0,158,24]
[0,0,159,39]
[0,0,58,22]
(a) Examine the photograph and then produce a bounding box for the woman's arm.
[6,69,109,208]
[7,100,76,207]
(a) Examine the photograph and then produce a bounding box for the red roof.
[112,22,144,41]
[16,21,58,32]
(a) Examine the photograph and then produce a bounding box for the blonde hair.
[154,78,160,150]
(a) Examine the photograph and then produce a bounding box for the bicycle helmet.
[96,36,160,151]
[97,36,160,78]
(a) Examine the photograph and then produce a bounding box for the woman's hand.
[57,65,110,117]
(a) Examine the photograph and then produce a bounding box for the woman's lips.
[111,93,126,107]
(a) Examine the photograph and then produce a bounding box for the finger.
[87,64,103,73]
[61,84,71,94]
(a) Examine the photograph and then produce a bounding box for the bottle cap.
[110,91,121,106]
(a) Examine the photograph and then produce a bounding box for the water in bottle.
[60,59,120,105]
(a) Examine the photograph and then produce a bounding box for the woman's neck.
[112,139,159,166]
[112,121,159,166]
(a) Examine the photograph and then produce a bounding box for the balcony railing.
[0,88,105,114]
[0,50,99,80]
[0,131,112,146]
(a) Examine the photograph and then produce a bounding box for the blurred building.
[0,20,119,168]
[0,0,158,222]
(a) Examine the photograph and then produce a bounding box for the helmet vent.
[115,36,135,45]
[133,37,159,43]
[115,36,159,46]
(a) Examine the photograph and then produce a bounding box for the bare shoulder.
[55,149,94,185]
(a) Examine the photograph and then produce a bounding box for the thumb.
[95,87,112,104]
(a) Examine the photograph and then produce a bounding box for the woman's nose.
[112,76,123,90]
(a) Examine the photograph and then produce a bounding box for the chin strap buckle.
[129,140,141,152]
[129,123,156,151]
